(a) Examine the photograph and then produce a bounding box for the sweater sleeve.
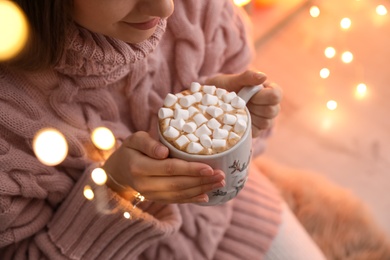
[0,136,181,259]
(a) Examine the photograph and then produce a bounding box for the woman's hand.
[102,131,225,204]
[205,70,282,137]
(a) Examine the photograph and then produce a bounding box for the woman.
[0,0,325,259]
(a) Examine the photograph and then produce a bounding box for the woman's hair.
[5,0,72,71]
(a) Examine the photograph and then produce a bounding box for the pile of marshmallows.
[158,82,249,155]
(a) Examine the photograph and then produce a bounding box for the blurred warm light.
[320,68,330,79]
[91,168,108,185]
[124,212,131,219]
[355,83,368,98]
[33,128,68,166]
[253,0,279,7]
[340,18,352,29]
[341,51,354,63]
[83,185,95,200]
[234,0,251,6]
[376,5,388,16]
[310,6,320,18]
[0,0,29,61]
[324,47,336,58]
[91,127,116,150]
[321,117,334,130]
[327,100,338,110]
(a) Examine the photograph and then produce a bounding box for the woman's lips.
[124,18,160,30]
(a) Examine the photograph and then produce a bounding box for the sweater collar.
[54,19,167,87]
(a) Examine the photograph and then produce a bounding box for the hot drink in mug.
[158,82,262,205]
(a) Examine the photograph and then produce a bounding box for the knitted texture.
[0,1,281,259]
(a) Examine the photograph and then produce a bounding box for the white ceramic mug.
[158,85,263,206]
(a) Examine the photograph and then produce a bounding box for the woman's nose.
[138,0,174,18]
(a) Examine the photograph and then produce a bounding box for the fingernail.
[212,180,225,189]
[156,145,168,158]
[200,168,214,176]
[255,72,266,80]
[196,195,209,203]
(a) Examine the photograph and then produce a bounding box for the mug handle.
[237,84,264,104]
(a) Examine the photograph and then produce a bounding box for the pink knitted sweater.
[0,1,281,259]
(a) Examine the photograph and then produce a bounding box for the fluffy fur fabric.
[254,157,390,260]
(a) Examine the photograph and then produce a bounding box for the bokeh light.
[310,6,321,18]
[355,83,368,99]
[0,1,29,61]
[91,127,116,150]
[91,168,108,185]
[124,212,131,219]
[233,0,251,6]
[340,18,352,29]
[341,51,354,63]
[327,100,338,110]
[320,68,330,79]
[33,128,68,166]
[83,185,95,200]
[376,5,388,16]
[324,47,336,58]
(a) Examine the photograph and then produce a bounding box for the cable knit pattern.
[0,1,281,259]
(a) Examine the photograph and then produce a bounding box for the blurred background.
[235,0,390,239]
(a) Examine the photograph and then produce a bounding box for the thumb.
[205,70,267,93]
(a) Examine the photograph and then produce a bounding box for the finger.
[145,179,226,204]
[205,70,267,93]
[129,155,215,177]
[248,82,283,106]
[251,114,274,131]
[123,131,169,159]
[135,171,225,193]
[247,103,281,119]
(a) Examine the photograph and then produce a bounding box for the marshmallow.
[213,128,229,139]
[192,92,203,102]
[201,94,219,106]
[179,95,197,108]
[163,126,180,139]
[161,118,171,127]
[174,108,189,120]
[228,131,240,141]
[193,113,208,126]
[231,96,246,109]
[186,133,199,142]
[174,103,182,109]
[222,92,237,103]
[170,118,185,131]
[190,82,201,93]
[206,106,223,118]
[188,106,199,117]
[203,85,216,95]
[158,108,174,119]
[207,118,221,130]
[221,103,234,112]
[183,122,197,133]
[234,119,247,133]
[200,134,212,148]
[187,142,204,154]
[175,93,184,98]
[198,105,208,113]
[163,93,178,107]
[212,139,227,148]
[174,135,190,149]
[195,124,212,137]
[216,88,227,98]
[222,114,237,125]
[222,124,233,131]
[236,113,248,123]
